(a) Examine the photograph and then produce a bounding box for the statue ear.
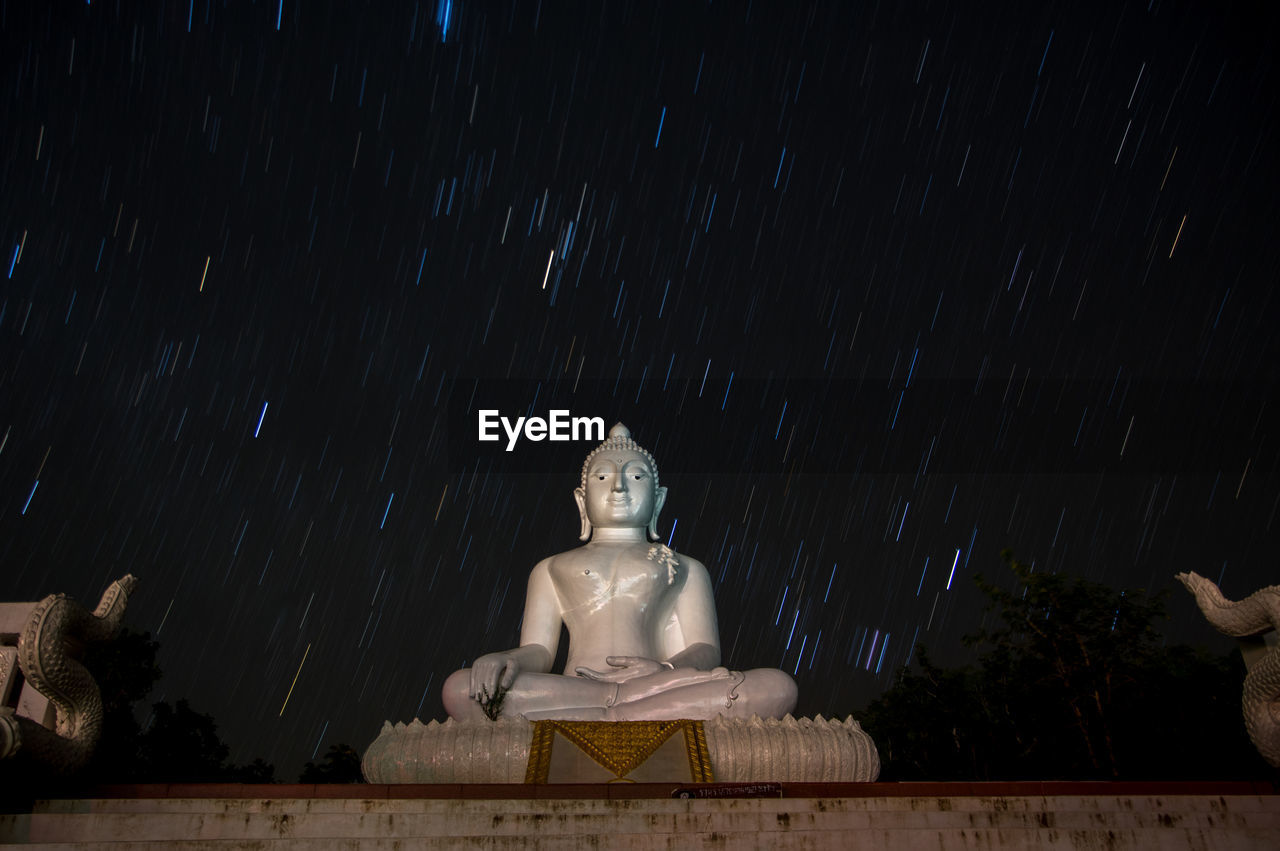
[574,486,592,541]
[647,485,668,542]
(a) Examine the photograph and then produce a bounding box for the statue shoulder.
[531,549,587,583]
[671,551,711,580]
[528,556,558,587]
[535,547,587,572]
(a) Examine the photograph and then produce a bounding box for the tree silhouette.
[299,743,364,783]
[967,549,1168,776]
[235,758,276,783]
[82,628,162,781]
[859,550,1272,781]
[135,700,231,782]
[80,628,275,784]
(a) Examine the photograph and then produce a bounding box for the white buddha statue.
[442,424,798,722]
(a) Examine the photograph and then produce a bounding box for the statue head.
[575,423,667,541]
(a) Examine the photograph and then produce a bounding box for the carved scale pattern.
[1,575,137,775]
[1178,571,1280,767]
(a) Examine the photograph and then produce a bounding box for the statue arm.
[664,641,719,671]
[515,558,562,669]
[665,556,721,670]
[469,560,560,700]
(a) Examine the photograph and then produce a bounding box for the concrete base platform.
[1,783,1276,849]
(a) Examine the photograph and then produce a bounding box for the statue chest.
[550,552,682,623]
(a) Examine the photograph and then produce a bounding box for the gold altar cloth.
[525,720,714,783]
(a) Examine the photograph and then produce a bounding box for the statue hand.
[470,651,520,701]
[575,656,670,683]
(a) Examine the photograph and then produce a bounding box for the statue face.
[581,450,658,530]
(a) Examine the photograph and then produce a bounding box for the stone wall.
[1,782,1276,849]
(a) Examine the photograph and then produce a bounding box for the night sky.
[2,0,1277,778]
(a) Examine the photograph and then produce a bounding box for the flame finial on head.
[579,423,659,489]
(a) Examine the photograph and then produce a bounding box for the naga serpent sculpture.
[0,574,137,775]
[1177,571,1280,767]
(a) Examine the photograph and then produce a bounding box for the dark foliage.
[235,758,278,784]
[81,628,162,781]
[859,550,1273,781]
[79,628,275,784]
[299,743,365,783]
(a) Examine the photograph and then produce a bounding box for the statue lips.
[595,493,647,527]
